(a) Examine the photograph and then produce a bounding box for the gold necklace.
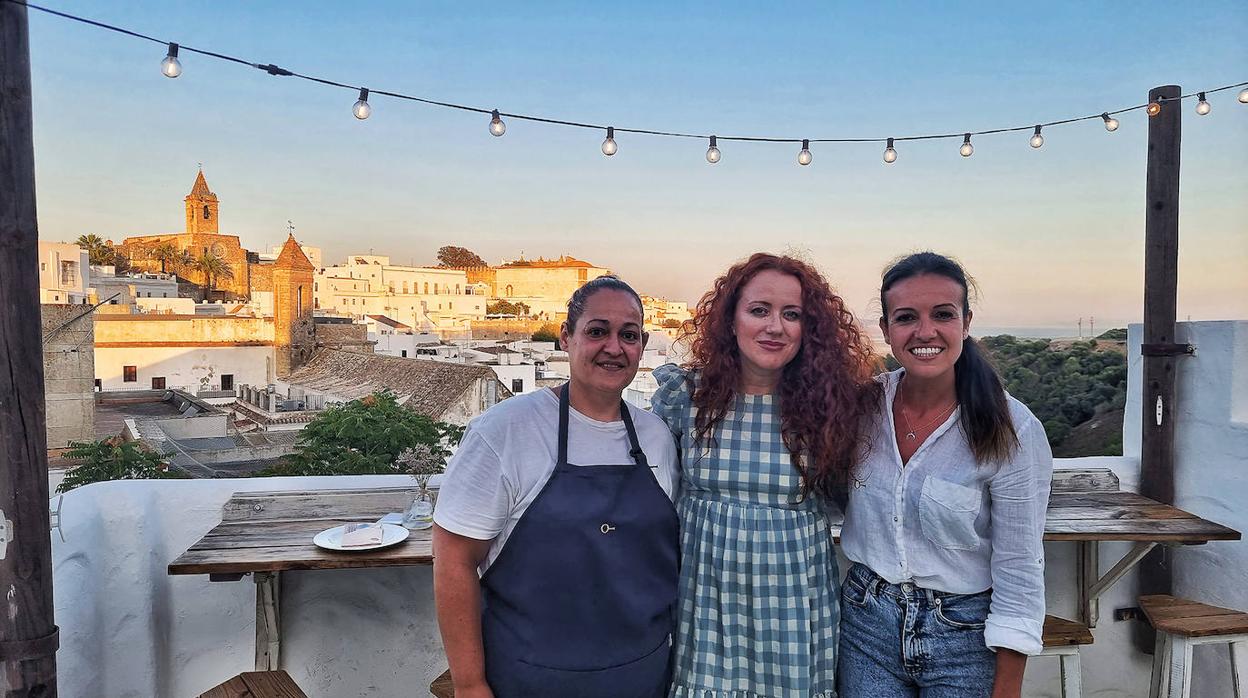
[897,382,958,441]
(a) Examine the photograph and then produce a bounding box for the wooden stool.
[429,668,455,698]
[1140,594,1248,698]
[1041,615,1094,698]
[199,670,308,697]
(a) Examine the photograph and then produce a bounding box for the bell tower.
[185,168,219,235]
[273,233,316,377]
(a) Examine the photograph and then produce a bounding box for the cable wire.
[8,0,1247,146]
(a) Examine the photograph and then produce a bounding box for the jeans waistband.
[846,563,990,604]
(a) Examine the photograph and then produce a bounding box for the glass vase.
[402,477,435,530]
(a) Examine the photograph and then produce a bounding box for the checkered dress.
[651,364,840,698]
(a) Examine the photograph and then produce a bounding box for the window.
[401,350,408,358]
[151,377,165,390]
[402,281,409,294]
[449,302,453,310]
[221,374,234,391]
[434,283,439,295]
[123,366,137,382]
[424,283,429,294]
[203,205,211,219]
[456,284,461,294]
[94,378,101,392]
[512,378,524,393]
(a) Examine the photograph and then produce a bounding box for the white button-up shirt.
[841,369,1054,655]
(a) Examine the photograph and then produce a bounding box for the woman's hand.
[452,680,495,698]
[990,648,1027,698]
[433,525,495,698]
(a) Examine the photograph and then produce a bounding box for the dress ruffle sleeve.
[649,363,692,440]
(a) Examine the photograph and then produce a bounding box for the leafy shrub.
[57,439,169,493]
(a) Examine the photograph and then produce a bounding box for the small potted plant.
[395,444,444,530]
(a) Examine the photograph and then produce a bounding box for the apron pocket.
[500,637,670,698]
[918,477,983,551]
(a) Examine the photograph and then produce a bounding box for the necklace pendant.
[906,431,916,441]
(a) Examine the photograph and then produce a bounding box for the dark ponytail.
[880,252,1018,464]
[953,336,1018,463]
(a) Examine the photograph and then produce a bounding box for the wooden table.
[168,487,434,671]
[170,471,1240,670]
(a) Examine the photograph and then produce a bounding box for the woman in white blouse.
[838,252,1054,698]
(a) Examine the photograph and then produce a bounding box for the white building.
[38,241,90,304]
[90,269,180,305]
[314,255,485,338]
[93,315,275,393]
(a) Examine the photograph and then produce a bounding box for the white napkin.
[340,523,384,547]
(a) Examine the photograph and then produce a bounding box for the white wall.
[488,362,536,394]
[52,476,446,698]
[96,345,272,392]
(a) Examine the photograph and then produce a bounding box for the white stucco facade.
[38,241,90,304]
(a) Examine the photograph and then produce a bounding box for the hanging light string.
[9,0,1247,149]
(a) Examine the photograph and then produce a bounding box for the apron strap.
[557,383,648,468]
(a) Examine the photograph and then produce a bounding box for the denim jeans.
[837,563,996,697]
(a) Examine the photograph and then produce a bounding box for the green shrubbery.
[57,439,171,493]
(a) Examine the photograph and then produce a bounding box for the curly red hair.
[682,253,878,499]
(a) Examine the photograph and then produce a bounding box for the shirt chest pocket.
[918,477,983,551]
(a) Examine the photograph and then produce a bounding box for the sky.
[24,1,1248,329]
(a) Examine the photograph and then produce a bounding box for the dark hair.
[683,253,878,500]
[565,275,644,331]
[880,252,1018,464]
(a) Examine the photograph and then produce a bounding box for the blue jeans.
[837,563,996,697]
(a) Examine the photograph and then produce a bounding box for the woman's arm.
[984,417,1054,678]
[991,648,1027,697]
[433,524,495,698]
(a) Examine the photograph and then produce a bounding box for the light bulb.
[797,139,812,166]
[706,136,721,164]
[959,133,973,157]
[1029,125,1044,149]
[1147,101,1162,117]
[601,127,618,156]
[352,88,371,120]
[489,109,506,137]
[1240,87,1248,104]
[883,138,897,164]
[161,43,181,78]
[1196,93,1211,115]
[1101,112,1119,132]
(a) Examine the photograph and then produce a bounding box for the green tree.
[194,251,234,297]
[531,323,559,343]
[436,245,489,268]
[270,391,465,476]
[76,234,114,266]
[150,242,179,274]
[57,438,169,493]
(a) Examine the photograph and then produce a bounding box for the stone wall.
[316,323,373,353]
[41,304,96,447]
[469,318,549,340]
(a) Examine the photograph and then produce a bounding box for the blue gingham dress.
[651,364,839,698]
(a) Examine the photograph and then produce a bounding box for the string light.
[797,139,812,166]
[601,127,617,156]
[9,1,1247,166]
[959,133,974,157]
[352,88,371,120]
[706,136,721,164]
[489,109,506,137]
[1029,125,1044,149]
[160,42,181,78]
[883,138,897,163]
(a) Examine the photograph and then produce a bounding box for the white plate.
[313,523,410,552]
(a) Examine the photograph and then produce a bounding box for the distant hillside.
[979,334,1127,456]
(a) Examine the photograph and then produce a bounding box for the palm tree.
[149,242,178,274]
[194,252,234,299]
[172,250,196,276]
[75,234,113,266]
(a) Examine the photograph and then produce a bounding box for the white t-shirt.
[434,387,680,573]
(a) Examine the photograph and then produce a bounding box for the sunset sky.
[26,1,1248,329]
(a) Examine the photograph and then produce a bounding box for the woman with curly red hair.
[651,252,877,697]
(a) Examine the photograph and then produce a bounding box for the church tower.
[273,233,316,377]
[185,169,219,235]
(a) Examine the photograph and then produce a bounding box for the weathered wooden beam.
[0,1,59,694]
[1136,83,1183,653]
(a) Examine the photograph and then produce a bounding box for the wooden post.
[0,2,59,695]
[1135,84,1182,653]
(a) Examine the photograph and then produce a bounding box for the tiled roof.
[472,346,520,355]
[366,314,412,330]
[286,349,500,419]
[275,234,314,270]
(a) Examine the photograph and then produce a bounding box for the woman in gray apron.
[433,276,681,698]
